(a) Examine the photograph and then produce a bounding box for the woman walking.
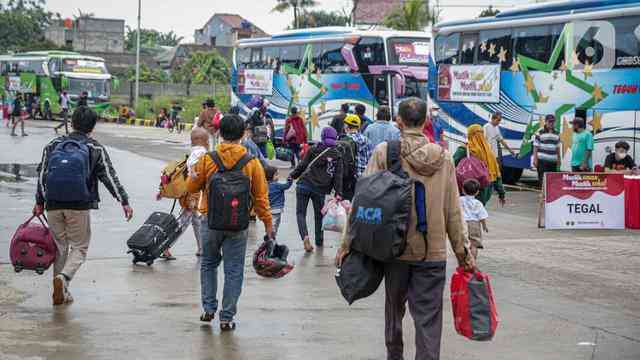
[290,127,343,252]
[284,107,307,167]
[453,124,506,206]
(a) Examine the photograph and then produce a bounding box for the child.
[460,179,489,259]
[265,165,293,237]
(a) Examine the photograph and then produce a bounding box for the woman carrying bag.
[284,107,307,168]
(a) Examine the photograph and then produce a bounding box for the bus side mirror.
[341,44,358,72]
[394,73,406,97]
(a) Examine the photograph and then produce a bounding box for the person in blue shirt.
[265,165,293,237]
[363,105,400,152]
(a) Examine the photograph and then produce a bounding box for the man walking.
[343,114,372,178]
[338,98,475,360]
[54,91,70,135]
[570,117,594,172]
[363,106,400,151]
[330,103,350,137]
[34,106,133,305]
[187,114,273,331]
[483,112,516,161]
[533,114,561,185]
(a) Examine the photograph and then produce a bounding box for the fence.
[113,80,230,105]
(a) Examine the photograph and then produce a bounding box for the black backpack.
[348,140,413,262]
[337,136,358,199]
[207,152,254,231]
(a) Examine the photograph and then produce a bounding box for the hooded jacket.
[342,128,470,264]
[186,143,272,229]
[290,143,344,196]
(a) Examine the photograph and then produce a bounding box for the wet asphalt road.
[0,121,639,360]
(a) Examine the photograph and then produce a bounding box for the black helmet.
[253,237,294,278]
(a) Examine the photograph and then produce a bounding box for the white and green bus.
[0,51,115,117]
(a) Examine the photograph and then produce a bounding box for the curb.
[102,117,193,131]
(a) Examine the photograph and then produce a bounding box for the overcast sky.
[45,0,533,41]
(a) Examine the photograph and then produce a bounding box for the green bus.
[0,51,116,118]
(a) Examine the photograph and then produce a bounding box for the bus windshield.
[387,37,430,66]
[68,78,110,98]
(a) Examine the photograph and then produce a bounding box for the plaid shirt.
[348,132,372,177]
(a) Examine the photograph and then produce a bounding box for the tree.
[0,0,59,52]
[479,6,500,18]
[272,0,318,29]
[74,9,94,20]
[125,63,169,83]
[295,10,349,28]
[383,0,432,31]
[172,50,230,91]
[349,0,360,26]
[125,27,183,52]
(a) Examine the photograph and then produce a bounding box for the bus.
[430,0,640,183]
[0,51,115,118]
[232,27,430,139]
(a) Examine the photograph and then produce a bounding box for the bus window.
[513,25,552,63]
[613,16,640,68]
[263,46,280,71]
[355,37,385,71]
[250,47,263,68]
[311,42,323,72]
[236,48,251,69]
[479,28,512,68]
[435,33,459,64]
[280,45,302,70]
[321,42,350,73]
[550,23,565,69]
[460,33,478,64]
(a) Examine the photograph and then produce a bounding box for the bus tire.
[502,166,523,185]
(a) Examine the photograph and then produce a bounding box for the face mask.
[616,151,627,160]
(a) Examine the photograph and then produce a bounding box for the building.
[354,0,404,27]
[156,43,214,73]
[194,13,268,47]
[45,17,125,53]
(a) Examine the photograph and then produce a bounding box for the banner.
[437,64,500,103]
[544,172,625,229]
[6,75,36,93]
[242,69,274,96]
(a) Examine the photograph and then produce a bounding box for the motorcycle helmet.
[253,237,294,278]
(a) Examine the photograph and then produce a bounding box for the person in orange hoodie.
[187,114,273,331]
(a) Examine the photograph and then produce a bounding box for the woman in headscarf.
[453,124,506,206]
[290,127,344,252]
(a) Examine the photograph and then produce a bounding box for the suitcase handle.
[23,214,49,228]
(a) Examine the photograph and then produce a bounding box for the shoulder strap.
[301,147,331,178]
[386,140,403,175]
[209,152,226,172]
[231,154,254,171]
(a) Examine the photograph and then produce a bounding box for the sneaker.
[21,133,28,137]
[52,275,67,306]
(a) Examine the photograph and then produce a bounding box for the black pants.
[289,143,301,167]
[384,261,446,360]
[295,186,325,246]
[537,161,558,186]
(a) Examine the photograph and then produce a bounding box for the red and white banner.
[545,173,625,229]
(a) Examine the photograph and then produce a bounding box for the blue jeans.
[200,219,248,321]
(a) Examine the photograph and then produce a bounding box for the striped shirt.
[533,128,560,163]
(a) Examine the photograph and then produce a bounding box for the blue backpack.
[45,139,91,203]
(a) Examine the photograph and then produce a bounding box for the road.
[0,120,638,360]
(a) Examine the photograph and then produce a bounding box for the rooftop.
[354,0,404,25]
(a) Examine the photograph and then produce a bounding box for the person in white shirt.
[460,179,489,259]
[54,92,71,134]
[483,112,516,161]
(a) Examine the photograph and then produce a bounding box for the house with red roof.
[354,0,405,26]
[194,13,268,48]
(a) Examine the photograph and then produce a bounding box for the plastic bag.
[266,141,275,160]
[451,267,499,341]
[322,198,350,233]
[335,250,383,305]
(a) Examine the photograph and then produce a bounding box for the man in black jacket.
[329,103,350,137]
[34,106,133,306]
[290,126,343,252]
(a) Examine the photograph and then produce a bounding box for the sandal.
[220,321,236,331]
[303,237,314,253]
[200,312,215,322]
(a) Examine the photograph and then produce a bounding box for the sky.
[45,0,533,42]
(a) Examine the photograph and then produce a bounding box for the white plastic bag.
[322,198,350,233]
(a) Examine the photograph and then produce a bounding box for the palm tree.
[383,0,432,31]
[74,9,95,20]
[272,0,318,29]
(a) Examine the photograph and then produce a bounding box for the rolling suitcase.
[127,202,191,266]
[9,215,57,274]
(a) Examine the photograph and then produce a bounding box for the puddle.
[0,164,39,182]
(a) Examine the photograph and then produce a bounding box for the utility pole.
[135,0,141,110]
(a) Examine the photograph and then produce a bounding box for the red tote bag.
[451,267,499,341]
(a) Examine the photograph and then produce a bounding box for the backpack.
[456,149,490,190]
[159,158,189,199]
[207,152,254,231]
[348,140,413,262]
[45,139,91,203]
[337,136,358,199]
[251,115,269,144]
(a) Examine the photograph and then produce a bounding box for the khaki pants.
[47,210,91,281]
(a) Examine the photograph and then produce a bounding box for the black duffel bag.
[335,250,384,305]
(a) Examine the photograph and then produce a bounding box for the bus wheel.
[502,166,523,185]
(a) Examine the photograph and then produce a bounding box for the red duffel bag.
[451,267,499,341]
[456,151,490,190]
[9,215,57,275]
